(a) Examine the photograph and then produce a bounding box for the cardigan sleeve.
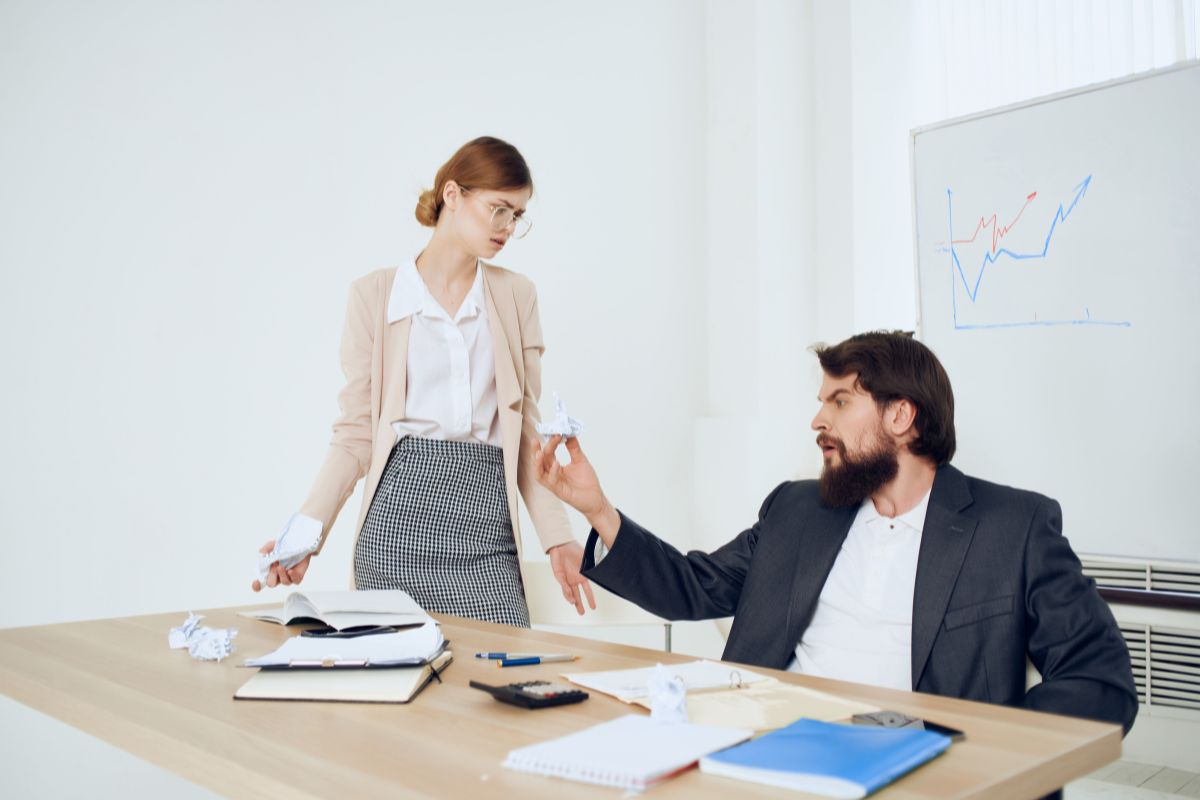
[299,276,378,553]
[513,281,575,552]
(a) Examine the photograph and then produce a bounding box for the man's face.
[811,372,900,507]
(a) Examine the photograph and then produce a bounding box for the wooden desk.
[0,607,1121,799]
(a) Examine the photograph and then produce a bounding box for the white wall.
[5,0,1139,632]
[0,0,709,627]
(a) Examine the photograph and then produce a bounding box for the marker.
[498,655,578,667]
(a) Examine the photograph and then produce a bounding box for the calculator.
[469,680,589,709]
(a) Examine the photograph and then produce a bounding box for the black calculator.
[469,680,589,709]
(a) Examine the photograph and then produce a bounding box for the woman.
[252,136,594,626]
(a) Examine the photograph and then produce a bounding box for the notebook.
[699,717,952,798]
[234,651,453,703]
[238,589,431,631]
[503,714,751,791]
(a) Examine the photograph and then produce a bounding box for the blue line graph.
[943,175,1131,330]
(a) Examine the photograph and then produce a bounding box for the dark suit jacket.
[582,464,1137,732]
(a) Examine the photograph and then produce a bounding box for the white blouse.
[276,260,501,547]
[386,258,501,448]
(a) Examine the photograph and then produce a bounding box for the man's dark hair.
[812,331,956,465]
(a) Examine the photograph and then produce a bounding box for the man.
[531,331,1136,732]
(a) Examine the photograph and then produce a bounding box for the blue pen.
[498,655,578,667]
[475,652,548,660]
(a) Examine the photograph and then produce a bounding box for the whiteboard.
[912,62,1200,561]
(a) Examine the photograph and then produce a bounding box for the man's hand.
[547,541,596,615]
[531,436,621,545]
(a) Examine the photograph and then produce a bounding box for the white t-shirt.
[787,490,932,691]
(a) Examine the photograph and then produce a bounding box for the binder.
[699,717,952,798]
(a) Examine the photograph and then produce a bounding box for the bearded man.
[531,331,1136,732]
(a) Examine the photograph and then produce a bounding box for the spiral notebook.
[502,714,751,791]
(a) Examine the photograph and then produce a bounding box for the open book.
[238,590,431,631]
[235,651,453,704]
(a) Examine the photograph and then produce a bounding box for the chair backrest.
[520,561,669,628]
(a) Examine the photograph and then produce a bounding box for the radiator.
[1080,555,1200,771]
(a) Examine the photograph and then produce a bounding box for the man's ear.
[886,398,918,440]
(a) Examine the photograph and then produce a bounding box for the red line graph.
[936,191,1037,253]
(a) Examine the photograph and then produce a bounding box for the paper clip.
[730,669,744,689]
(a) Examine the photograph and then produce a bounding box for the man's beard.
[818,431,900,508]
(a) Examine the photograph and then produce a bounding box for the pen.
[475,652,567,660]
[498,655,578,667]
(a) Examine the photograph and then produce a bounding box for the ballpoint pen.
[475,652,568,660]
[498,655,578,667]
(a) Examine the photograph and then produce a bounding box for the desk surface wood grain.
[0,606,1121,799]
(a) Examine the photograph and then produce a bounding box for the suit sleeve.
[580,483,789,620]
[513,283,575,552]
[299,279,376,553]
[1021,498,1139,733]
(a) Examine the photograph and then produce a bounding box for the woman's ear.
[442,180,462,211]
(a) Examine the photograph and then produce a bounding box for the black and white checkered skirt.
[353,436,530,627]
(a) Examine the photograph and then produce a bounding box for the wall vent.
[1117,623,1200,710]
[1083,556,1200,710]
[1082,557,1200,597]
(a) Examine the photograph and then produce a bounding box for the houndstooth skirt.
[353,436,530,627]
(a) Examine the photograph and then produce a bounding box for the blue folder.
[699,718,952,798]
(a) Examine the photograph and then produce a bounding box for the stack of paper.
[243,622,444,668]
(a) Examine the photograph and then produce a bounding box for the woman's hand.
[547,540,596,615]
[250,539,312,592]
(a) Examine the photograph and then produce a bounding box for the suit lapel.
[785,503,857,651]
[910,465,977,689]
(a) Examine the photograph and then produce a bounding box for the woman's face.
[445,183,532,259]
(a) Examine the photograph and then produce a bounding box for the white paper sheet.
[255,512,322,584]
[168,613,237,662]
[563,660,771,703]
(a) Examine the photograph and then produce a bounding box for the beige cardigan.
[300,263,574,566]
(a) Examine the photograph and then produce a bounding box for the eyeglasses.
[461,189,532,239]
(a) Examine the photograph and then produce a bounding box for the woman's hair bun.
[414,188,439,227]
